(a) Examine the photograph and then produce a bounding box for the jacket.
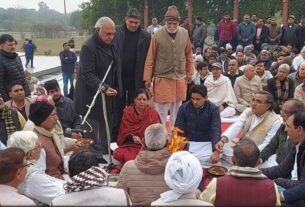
[114,25,150,90]
[237,22,256,45]
[260,124,295,164]
[55,96,82,135]
[281,24,298,46]
[24,42,36,56]
[59,50,77,74]
[262,141,305,189]
[117,147,171,206]
[0,50,30,101]
[175,100,221,151]
[74,32,122,120]
[192,23,207,45]
[218,20,236,41]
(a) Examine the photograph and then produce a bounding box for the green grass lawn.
[16,36,89,56]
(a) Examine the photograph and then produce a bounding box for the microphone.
[65,128,87,135]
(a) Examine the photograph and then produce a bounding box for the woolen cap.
[29,102,54,126]
[164,5,180,22]
[212,62,222,69]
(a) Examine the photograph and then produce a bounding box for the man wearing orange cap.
[143,5,194,129]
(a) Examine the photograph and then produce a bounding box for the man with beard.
[144,5,194,129]
[44,79,82,139]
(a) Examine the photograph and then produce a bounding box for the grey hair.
[278,63,290,72]
[243,64,254,72]
[256,90,274,111]
[94,16,115,29]
[144,123,167,150]
[7,131,38,154]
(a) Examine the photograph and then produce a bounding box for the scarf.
[117,105,161,146]
[0,105,17,136]
[160,151,202,203]
[229,166,267,179]
[64,166,107,193]
[275,77,289,103]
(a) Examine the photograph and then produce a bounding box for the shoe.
[97,157,108,164]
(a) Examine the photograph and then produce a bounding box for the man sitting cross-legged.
[199,139,281,206]
[215,90,282,164]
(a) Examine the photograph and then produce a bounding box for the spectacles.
[21,162,33,168]
[280,110,292,115]
[28,143,43,152]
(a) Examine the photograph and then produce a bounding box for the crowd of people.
[1,4,305,206]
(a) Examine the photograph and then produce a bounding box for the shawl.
[0,105,17,136]
[204,74,237,107]
[275,77,289,103]
[64,166,107,193]
[117,105,161,146]
[229,166,267,179]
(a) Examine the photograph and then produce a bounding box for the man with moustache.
[144,5,194,129]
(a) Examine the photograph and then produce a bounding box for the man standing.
[0,34,30,102]
[253,18,268,52]
[175,85,221,164]
[281,15,298,47]
[180,16,194,42]
[74,17,121,162]
[237,14,256,47]
[113,8,151,141]
[266,16,282,52]
[144,5,194,128]
[24,39,36,69]
[59,42,77,97]
[192,17,207,50]
[147,17,162,35]
[217,12,236,50]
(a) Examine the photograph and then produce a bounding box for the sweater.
[175,100,221,151]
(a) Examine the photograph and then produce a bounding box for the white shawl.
[204,74,237,107]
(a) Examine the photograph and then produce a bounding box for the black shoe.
[97,157,108,164]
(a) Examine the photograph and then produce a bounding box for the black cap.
[29,102,54,126]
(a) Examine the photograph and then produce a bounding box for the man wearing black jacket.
[112,8,151,142]
[0,34,30,101]
[74,17,121,163]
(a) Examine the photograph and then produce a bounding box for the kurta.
[143,26,194,103]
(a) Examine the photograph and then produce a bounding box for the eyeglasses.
[21,162,33,168]
[280,110,292,116]
[28,143,43,152]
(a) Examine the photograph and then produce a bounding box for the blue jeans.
[25,55,34,68]
[62,72,74,97]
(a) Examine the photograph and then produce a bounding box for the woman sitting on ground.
[113,89,161,163]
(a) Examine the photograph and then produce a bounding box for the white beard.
[166,26,177,34]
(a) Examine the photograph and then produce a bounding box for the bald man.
[74,17,122,163]
[234,64,262,113]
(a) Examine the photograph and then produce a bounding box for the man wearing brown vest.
[216,90,282,164]
[143,5,194,129]
[199,139,281,206]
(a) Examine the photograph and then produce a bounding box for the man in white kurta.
[204,62,237,118]
[215,91,282,164]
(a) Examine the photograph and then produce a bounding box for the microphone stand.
[81,61,113,165]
